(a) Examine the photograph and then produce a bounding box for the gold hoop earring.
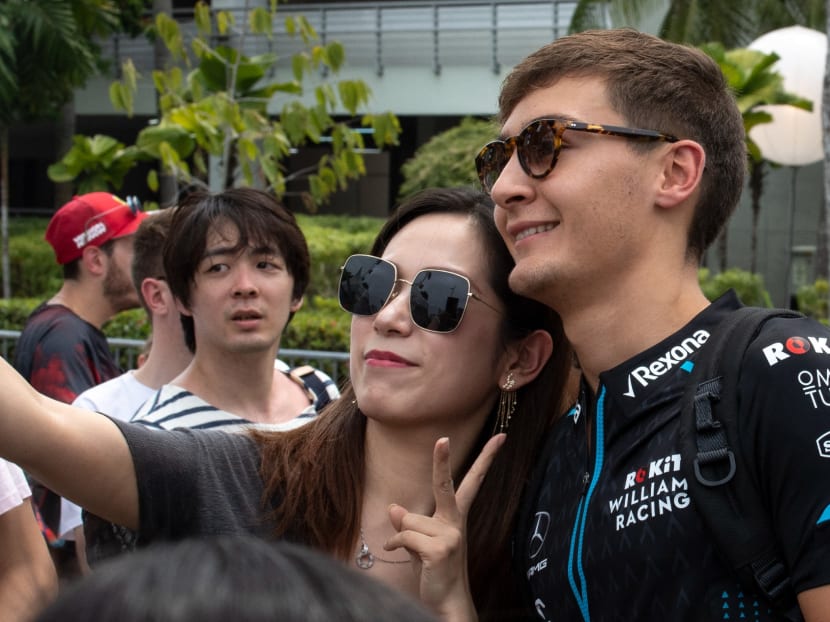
[495,371,517,434]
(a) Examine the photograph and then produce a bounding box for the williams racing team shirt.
[515,291,830,621]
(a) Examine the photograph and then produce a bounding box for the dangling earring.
[495,371,517,434]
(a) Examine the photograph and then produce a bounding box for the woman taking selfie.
[0,187,573,620]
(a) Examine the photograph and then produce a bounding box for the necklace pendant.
[356,543,374,569]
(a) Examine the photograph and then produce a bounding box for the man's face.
[181,221,301,357]
[490,77,671,310]
[103,235,141,313]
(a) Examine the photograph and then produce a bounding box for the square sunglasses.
[338,254,499,333]
[475,118,678,193]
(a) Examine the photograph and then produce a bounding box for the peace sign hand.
[384,433,507,622]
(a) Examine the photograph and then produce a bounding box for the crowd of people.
[2,27,829,622]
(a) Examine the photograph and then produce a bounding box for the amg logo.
[624,330,709,398]
[763,336,830,366]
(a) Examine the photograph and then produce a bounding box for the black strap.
[681,306,804,621]
[288,365,334,410]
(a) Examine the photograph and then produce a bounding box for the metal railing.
[101,0,578,77]
[0,330,350,386]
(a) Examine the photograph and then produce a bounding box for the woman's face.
[350,213,509,433]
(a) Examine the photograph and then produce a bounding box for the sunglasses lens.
[339,255,396,316]
[410,270,470,333]
[476,142,510,192]
[520,120,557,176]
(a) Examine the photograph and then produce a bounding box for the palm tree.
[0,0,143,298]
[702,44,812,272]
[0,0,103,298]
[570,0,825,47]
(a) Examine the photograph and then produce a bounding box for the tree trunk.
[718,229,728,272]
[1,125,10,299]
[154,0,178,207]
[823,0,830,292]
[749,159,766,274]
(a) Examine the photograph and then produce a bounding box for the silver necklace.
[355,528,411,569]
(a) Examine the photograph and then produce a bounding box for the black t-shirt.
[14,303,121,540]
[14,303,121,403]
[515,291,830,621]
[111,419,274,543]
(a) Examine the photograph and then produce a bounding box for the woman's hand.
[384,433,506,622]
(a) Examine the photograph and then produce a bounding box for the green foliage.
[283,296,350,352]
[570,0,825,47]
[297,214,382,298]
[699,267,773,307]
[4,213,372,359]
[102,307,150,340]
[795,279,829,324]
[0,298,40,329]
[0,0,100,126]
[9,236,62,299]
[699,43,812,163]
[47,134,144,193]
[398,117,497,200]
[50,1,401,207]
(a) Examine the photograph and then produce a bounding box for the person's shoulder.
[742,311,830,372]
[288,364,341,404]
[74,372,154,420]
[131,384,195,421]
[19,303,83,335]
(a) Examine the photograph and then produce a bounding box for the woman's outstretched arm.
[0,357,138,529]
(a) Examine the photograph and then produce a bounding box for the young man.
[13,192,148,576]
[81,187,338,565]
[476,28,830,621]
[129,187,338,432]
[62,208,193,565]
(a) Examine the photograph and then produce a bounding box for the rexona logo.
[624,330,709,398]
[763,336,830,366]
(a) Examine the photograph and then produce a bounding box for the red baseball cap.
[45,192,149,264]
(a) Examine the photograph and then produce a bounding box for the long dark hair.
[252,187,573,618]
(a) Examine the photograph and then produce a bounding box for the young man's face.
[180,221,301,357]
[490,76,673,311]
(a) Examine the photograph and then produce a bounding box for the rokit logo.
[610,454,690,531]
[763,335,830,366]
[624,330,709,398]
[818,431,830,458]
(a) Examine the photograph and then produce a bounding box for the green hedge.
[2,213,381,358]
[699,267,773,307]
[7,214,383,301]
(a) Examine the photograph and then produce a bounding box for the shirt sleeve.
[108,418,272,543]
[739,315,830,593]
[0,459,31,515]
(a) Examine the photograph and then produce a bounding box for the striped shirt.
[130,360,339,432]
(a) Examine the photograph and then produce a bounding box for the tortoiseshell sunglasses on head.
[475,118,679,193]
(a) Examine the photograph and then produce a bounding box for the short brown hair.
[498,28,746,261]
[131,208,177,313]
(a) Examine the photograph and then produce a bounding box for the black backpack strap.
[288,365,334,411]
[680,306,805,621]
